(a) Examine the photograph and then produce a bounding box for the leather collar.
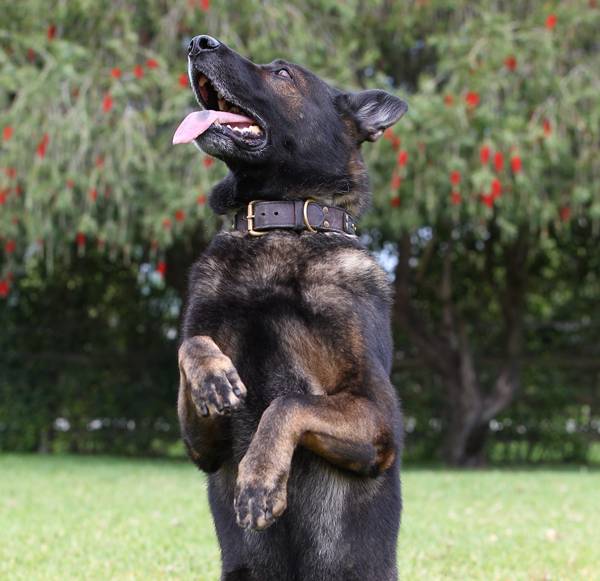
[233,200,358,237]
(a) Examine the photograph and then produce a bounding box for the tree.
[1,1,599,463]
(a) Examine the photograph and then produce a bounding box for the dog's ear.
[336,90,408,143]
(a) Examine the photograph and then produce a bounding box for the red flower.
[491,178,502,199]
[543,119,552,136]
[383,128,395,142]
[102,93,113,113]
[197,194,207,205]
[504,55,517,71]
[5,167,17,179]
[390,173,401,190]
[0,280,9,299]
[133,64,144,79]
[95,155,105,168]
[545,14,557,29]
[27,48,36,62]
[75,232,86,247]
[397,150,408,167]
[450,171,461,185]
[511,156,522,173]
[175,209,186,222]
[559,206,571,222]
[111,67,122,79]
[3,126,13,141]
[390,197,401,208]
[5,240,16,254]
[465,91,480,108]
[162,218,172,229]
[179,73,189,88]
[146,58,159,69]
[203,156,214,168]
[494,151,504,172]
[200,0,211,11]
[482,194,494,208]
[47,24,56,41]
[66,179,74,188]
[480,145,491,164]
[157,261,167,276]
[36,133,49,158]
[444,94,454,106]
[0,190,7,205]
[392,136,401,151]
[89,188,98,202]
[451,192,462,205]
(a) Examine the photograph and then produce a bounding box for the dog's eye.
[275,68,291,79]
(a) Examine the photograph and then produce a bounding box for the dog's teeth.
[230,106,240,114]
[198,75,208,87]
[218,98,227,111]
[217,92,224,99]
[249,125,261,134]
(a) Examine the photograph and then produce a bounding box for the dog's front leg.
[178,336,247,472]
[234,390,396,530]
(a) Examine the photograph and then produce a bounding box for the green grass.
[1,455,598,580]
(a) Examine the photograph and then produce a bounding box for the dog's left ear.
[336,89,408,143]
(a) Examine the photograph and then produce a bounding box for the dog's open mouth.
[173,66,266,148]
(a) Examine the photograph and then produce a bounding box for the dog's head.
[176,35,407,216]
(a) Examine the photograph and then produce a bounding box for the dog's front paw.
[179,337,247,417]
[234,459,288,531]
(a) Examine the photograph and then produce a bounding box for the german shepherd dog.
[175,35,407,581]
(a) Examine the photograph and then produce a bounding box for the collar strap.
[233,200,358,237]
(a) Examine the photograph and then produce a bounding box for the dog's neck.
[209,165,371,218]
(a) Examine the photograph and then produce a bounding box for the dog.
[175,34,407,581]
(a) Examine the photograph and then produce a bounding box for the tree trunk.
[393,229,529,466]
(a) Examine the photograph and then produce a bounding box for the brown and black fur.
[177,35,408,581]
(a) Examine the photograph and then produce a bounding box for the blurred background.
[1,0,599,469]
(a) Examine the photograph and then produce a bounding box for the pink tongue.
[172,110,255,144]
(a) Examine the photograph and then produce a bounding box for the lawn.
[1,455,598,580]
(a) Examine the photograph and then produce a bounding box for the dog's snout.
[188,35,221,56]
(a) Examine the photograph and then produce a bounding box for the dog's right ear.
[336,89,408,143]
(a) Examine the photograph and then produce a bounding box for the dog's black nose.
[188,35,220,56]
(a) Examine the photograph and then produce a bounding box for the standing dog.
[175,35,407,581]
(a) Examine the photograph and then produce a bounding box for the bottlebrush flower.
[546,14,557,29]
[146,58,159,69]
[5,240,16,254]
[0,280,9,298]
[465,91,480,108]
[133,64,144,79]
[75,232,86,247]
[494,151,504,172]
[36,134,49,158]
[390,173,401,190]
[200,0,210,11]
[89,188,98,202]
[157,261,167,276]
[390,197,401,208]
[179,73,189,88]
[102,94,113,113]
[110,67,122,79]
[451,192,462,205]
[162,218,172,229]
[197,194,207,205]
[47,24,56,40]
[397,150,408,166]
[0,190,7,205]
[203,156,214,168]
[444,94,454,106]
[504,56,517,71]
[543,119,552,136]
[491,179,502,199]
[511,156,522,173]
[450,171,461,185]
[480,145,491,164]
[559,206,571,222]
[175,210,186,222]
[3,126,13,141]
[5,167,17,178]
[482,194,494,208]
